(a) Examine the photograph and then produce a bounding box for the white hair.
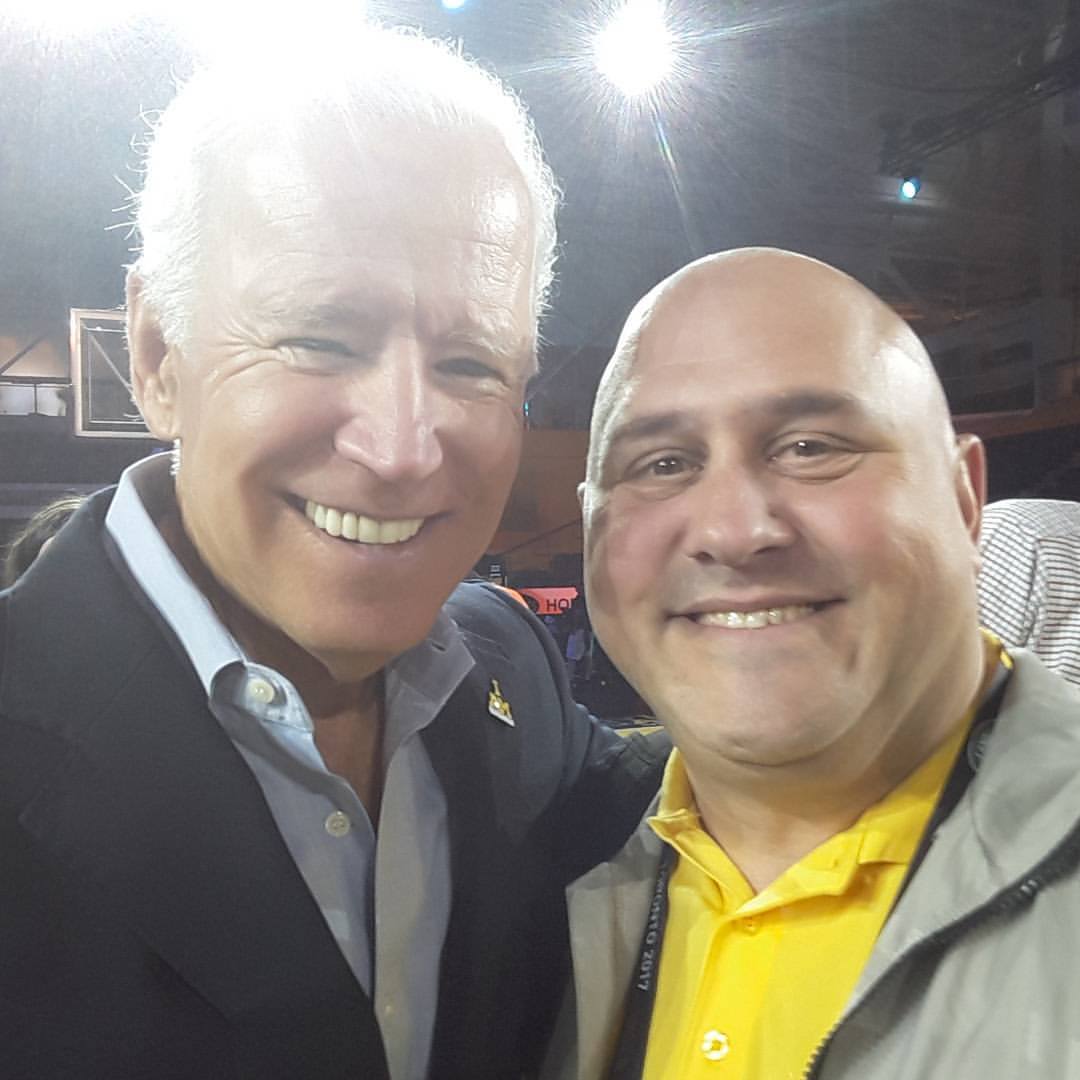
[132,25,558,347]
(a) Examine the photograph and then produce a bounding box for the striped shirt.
[978,499,1080,686]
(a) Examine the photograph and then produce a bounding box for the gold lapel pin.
[487,679,514,727]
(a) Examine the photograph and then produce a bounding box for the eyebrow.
[441,325,532,369]
[603,390,865,457]
[253,297,375,330]
[253,295,528,355]
[754,390,863,423]
[604,411,694,453]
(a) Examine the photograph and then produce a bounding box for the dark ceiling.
[2,0,1079,420]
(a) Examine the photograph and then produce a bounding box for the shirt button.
[741,917,759,935]
[701,1029,730,1062]
[247,677,277,705]
[325,811,351,838]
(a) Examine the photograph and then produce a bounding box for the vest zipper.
[800,818,1080,1079]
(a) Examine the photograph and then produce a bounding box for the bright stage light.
[899,176,921,200]
[593,0,675,98]
[441,0,468,8]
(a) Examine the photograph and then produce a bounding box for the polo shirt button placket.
[701,1029,730,1062]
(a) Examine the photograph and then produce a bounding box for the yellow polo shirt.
[641,691,986,1080]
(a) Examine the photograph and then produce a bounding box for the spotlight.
[441,0,467,8]
[899,176,921,201]
[593,0,674,98]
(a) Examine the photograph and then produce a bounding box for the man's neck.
[682,631,992,894]
[681,781,865,893]
[212,588,389,819]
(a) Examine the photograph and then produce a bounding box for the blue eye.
[278,339,357,373]
[281,338,353,355]
[438,356,504,381]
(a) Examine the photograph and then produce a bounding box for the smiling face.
[582,251,986,787]
[130,123,535,680]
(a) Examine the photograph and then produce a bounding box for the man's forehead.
[225,127,528,231]
[197,124,536,319]
[593,314,927,458]
[599,381,871,448]
[614,326,878,416]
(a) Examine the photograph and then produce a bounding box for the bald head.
[581,246,987,801]
[588,248,954,483]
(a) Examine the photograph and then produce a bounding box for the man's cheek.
[587,531,641,623]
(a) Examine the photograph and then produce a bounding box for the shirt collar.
[650,727,968,915]
[648,641,1003,910]
[105,453,243,694]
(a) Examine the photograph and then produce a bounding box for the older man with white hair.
[0,26,661,1080]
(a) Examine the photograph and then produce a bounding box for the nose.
[333,341,445,483]
[683,464,797,567]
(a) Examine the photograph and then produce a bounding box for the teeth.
[356,515,379,543]
[698,604,815,629]
[304,500,424,546]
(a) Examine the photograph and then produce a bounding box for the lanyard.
[607,843,676,1080]
[606,658,1013,1080]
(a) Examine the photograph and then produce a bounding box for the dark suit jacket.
[0,490,663,1079]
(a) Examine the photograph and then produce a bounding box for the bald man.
[547,249,1080,1080]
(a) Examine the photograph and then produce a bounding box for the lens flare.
[593,0,675,98]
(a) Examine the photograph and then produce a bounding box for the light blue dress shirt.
[105,453,473,1080]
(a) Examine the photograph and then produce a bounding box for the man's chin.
[296,614,440,683]
[309,645,400,685]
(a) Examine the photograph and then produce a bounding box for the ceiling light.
[593,0,675,98]
[899,176,922,200]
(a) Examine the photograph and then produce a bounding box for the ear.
[126,271,182,442]
[953,432,986,545]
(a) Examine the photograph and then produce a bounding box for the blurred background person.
[978,498,1080,686]
[2,493,84,587]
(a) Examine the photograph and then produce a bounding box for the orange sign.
[518,586,579,616]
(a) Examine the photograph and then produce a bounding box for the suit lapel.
[426,625,533,849]
[1,493,385,1072]
[424,625,568,1076]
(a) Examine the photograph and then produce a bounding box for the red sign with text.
[518,586,579,616]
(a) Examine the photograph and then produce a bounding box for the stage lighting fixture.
[899,176,921,200]
[593,0,674,98]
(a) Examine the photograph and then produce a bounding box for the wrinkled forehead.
[207,117,532,248]
[190,120,538,359]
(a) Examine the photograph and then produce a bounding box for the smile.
[694,604,817,630]
[304,500,425,545]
